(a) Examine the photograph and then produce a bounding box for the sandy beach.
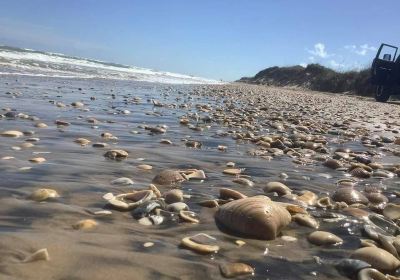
[1,75,400,279]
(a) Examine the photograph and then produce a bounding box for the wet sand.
[1,76,400,280]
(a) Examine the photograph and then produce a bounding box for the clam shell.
[293,214,319,229]
[323,159,343,169]
[351,247,400,272]
[219,263,254,278]
[297,190,318,206]
[164,189,184,204]
[29,188,59,202]
[263,181,292,196]
[232,177,254,187]
[74,138,91,146]
[72,219,98,230]
[219,188,247,200]
[215,195,291,240]
[357,268,387,280]
[383,204,400,221]
[223,168,242,175]
[103,149,128,160]
[198,200,219,208]
[308,231,343,246]
[335,258,371,278]
[152,170,185,185]
[1,130,23,137]
[332,188,368,205]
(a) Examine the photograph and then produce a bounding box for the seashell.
[20,142,34,148]
[111,177,134,185]
[263,181,292,196]
[366,192,388,204]
[308,231,343,246]
[55,120,70,126]
[179,210,199,223]
[181,233,219,254]
[293,214,319,229]
[378,234,398,258]
[297,190,318,206]
[335,258,370,278]
[106,190,154,210]
[164,189,183,204]
[215,195,291,240]
[226,162,235,167]
[92,142,108,148]
[232,177,254,187]
[132,200,162,219]
[143,242,154,248]
[357,268,387,280]
[181,169,206,180]
[351,247,400,272]
[342,207,369,218]
[103,149,128,160]
[198,200,219,208]
[29,188,59,201]
[383,204,400,221]
[219,188,247,200]
[332,188,368,205]
[284,204,308,215]
[1,130,23,137]
[148,184,161,198]
[23,248,50,263]
[34,122,48,128]
[360,239,378,248]
[323,159,343,169]
[167,202,189,212]
[219,263,254,278]
[369,214,400,236]
[74,138,91,146]
[350,167,371,179]
[317,197,334,208]
[72,219,98,230]
[152,170,185,185]
[137,164,153,170]
[71,101,84,107]
[223,168,242,175]
[160,139,172,144]
[29,157,46,163]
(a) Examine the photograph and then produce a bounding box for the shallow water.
[1,76,400,280]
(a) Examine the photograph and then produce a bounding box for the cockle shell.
[152,170,185,185]
[215,195,291,240]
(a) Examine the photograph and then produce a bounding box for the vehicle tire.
[375,85,391,102]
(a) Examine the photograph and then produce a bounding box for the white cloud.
[308,43,329,58]
[344,44,376,56]
[308,56,315,62]
[300,63,307,68]
[329,59,345,69]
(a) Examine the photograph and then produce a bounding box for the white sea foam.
[0,46,223,84]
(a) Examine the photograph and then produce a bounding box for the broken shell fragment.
[219,263,254,278]
[23,248,50,263]
[29,157,46,163]
[105,190,154,210]
[179,210,199,223]
[180,233,219,254]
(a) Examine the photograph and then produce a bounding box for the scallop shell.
[152,170,185,185]
[351,247,400,272]
[331,188,368,205]
[215,195,291,240]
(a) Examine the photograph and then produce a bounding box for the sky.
[0,0,399,81]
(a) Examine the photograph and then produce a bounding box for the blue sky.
[0,0,399,81]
